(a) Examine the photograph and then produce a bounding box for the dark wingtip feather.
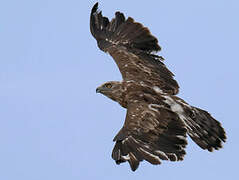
[90,2,101,39]
[90,3,161,54]
[91,2,99,14]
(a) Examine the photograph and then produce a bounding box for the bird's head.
[96,81,125,103]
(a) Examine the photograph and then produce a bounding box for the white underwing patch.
[163,96,184,114]
[162,96,194,131]
[148,104,164,112]
[153,86,164,94]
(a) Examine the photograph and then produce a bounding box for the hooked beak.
[96,87,101,93]
[96,86,109,94]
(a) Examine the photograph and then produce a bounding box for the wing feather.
[112,94,187,171]
[90,3,179,95]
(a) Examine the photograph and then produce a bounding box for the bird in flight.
[90,2,226,171]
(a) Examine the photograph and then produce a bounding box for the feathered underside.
[90,2,179,95]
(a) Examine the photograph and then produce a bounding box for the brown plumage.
[90,3,226,171]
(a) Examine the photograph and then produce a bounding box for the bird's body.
[90,2,226,171]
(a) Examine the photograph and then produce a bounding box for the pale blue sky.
[0,0,238,179]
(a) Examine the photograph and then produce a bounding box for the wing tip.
[90,2,161,53]
[91,2,99,14]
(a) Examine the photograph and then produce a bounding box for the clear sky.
[0,0,238,179]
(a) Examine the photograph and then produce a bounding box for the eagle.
[90,2,226,171]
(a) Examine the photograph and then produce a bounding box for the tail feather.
[185,107,226,151]
[90,2,161,53]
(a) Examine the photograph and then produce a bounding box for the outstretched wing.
[90,3,179,95]
[112,97,187,171]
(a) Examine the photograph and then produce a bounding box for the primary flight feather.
[90,2,226,171]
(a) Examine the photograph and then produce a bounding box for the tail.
[90,2,161,53]
[184,107,226,151]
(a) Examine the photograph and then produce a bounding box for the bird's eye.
[105,83,112,89]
